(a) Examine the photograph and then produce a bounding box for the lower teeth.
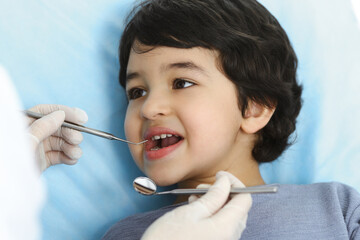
[151,146,161,151]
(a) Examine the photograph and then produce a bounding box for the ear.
[241,101,275,134]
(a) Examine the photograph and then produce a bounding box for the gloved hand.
[27,104,88,172]
[141,171,252,240]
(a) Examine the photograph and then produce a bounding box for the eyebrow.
[126,61,208,83]
[126,72,140,82]
[163,61,208,74]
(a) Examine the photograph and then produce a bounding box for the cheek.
[181,107,215,146]
[124,108,144,169]
[181,95,242,156]
[124,111,132,139]
[124,106,138,139]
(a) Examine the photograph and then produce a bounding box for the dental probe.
[24,110,147,145]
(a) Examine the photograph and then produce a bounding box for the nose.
[141,90,172,120]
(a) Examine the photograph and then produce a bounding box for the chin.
[146,170,181,187]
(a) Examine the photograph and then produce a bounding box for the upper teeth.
[152,134,175,140]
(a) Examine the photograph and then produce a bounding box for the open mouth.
[146,134,183,151]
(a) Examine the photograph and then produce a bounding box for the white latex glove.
[27,104,88,172]
[141,171,252,240]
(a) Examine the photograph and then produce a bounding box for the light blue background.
[1,0,359,239]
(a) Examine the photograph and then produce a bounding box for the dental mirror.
[133,177,278,196]
[133,177,157,195]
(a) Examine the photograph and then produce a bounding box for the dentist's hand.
[141,171,252,240]
[27,104,88,172]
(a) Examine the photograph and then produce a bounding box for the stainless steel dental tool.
[133,177,278,196]
[24,110,147,145]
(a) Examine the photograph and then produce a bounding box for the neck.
[174,159,264,204]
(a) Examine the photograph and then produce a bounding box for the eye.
[173,78,195,89]
[127,88,147,100]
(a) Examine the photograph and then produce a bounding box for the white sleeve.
[0,66,45,240]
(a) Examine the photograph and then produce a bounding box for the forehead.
[126,46,220,75]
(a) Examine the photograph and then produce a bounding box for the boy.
[103,0,360,239]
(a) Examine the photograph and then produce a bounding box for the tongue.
[160,136,181,148]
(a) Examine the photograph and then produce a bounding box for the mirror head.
[133,177,157,195]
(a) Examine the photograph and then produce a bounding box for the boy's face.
[124,46,248,186]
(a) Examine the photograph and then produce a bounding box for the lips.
[143,127,184,160]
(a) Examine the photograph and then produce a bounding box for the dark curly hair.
[118,0,303,163]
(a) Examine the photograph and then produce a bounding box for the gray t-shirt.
[102,182,360,239]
